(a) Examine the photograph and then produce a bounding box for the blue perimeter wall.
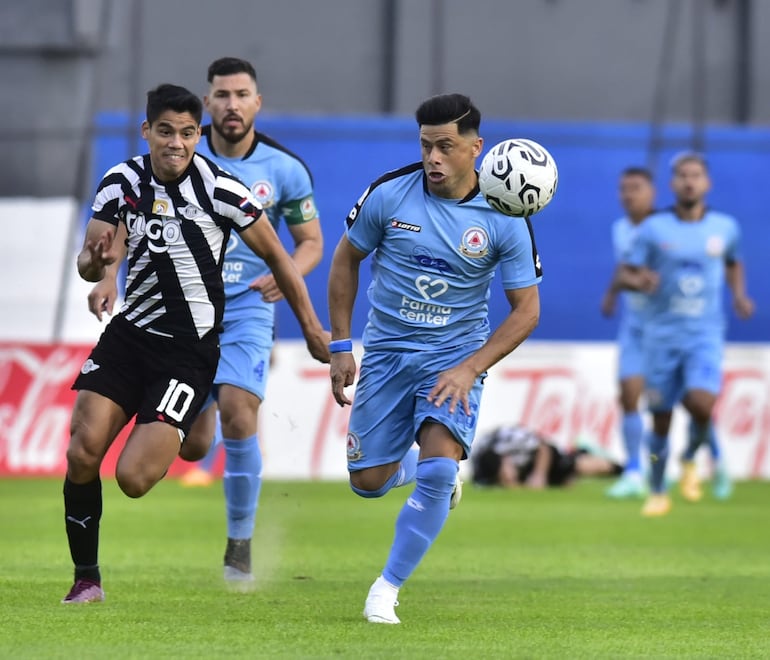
[93,114,770,343]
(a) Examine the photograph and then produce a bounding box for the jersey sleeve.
[278,158,318,225]
[498,218,542,290]
[213,173,264,232]
[626,220,652,267]
[344,183,387,255]
[724,216,742,264]
[90,166,125,226]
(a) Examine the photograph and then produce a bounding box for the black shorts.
[72,315,220,435]
[546,445,579,486]
[517,444,578,487]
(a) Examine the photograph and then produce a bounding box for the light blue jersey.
[196,127,317,398]
[627,208,741,408]
[612,216,646,332]
[612,216,646,379]
[197,127,318,333]
[344,163,542,468]
[346,163,542,352]
[627,208,741,342]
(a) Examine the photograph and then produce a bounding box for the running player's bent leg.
[350,447,419,498]
[64,391,129,590]
[116,421,186,497]
[223,434,262,540]
[647,410,673,494]
[621,410,644,473]
[382,456,458,587]
[216,385,264,580]
[647,430,669,494]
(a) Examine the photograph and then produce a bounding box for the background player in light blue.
[327,94,542,623]
[621,152,755,517]
[184,57,324,582]
[601,167,655,499]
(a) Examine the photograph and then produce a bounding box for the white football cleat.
[449,474,463,510]
[363,575,400,624]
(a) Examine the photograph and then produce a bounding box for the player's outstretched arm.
[428,285,540,415]
[249,218,324,303]
[327,235,366,407]
[617,264,659,294]
[726,261,755,320]
[77,218,124,283]
[239,219,330,363]
[524,440,553,489]
[87,222,127,321]
[600,265,625,317]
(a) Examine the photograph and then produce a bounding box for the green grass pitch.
[1,477,768,658]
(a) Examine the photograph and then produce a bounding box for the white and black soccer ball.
[478,138,558,217]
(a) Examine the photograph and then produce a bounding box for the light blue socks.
[223,435,262,539]
[647,432,669,494]
[622,411,644,473]
[382,457,458,587]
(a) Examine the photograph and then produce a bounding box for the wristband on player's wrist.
[329,338,353,354]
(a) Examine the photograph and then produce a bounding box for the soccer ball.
[478,138,558,217]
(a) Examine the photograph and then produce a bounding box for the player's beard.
[212,118,253,145]
[677,194,699,210]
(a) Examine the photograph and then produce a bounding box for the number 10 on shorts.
[157,378,195,422]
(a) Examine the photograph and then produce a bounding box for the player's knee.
[65,435,103,476]
[349,470,395,498]
[179,435,209,462]
[219,409,258,439]
[115,462,162,498]
[416,456,458,497]
[115,470,154,499]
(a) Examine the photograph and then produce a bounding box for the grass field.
[1,477,768,659]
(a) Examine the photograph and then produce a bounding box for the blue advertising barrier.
[93,114,770,343]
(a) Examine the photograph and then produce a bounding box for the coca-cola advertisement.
[1,341,768,480]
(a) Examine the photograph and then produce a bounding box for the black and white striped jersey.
[473,425,542,468]
[91,153,263,340]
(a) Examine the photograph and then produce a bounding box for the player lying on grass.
[471,424,622,489]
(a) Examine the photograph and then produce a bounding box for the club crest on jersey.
[705,235,725,257]
[250,181,274,208]
[181,205,204,219]
[459,227,489,258]
[346,432,363,461]
[80,359,100,375]
[152,199,169,215]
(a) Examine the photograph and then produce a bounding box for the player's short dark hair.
[415,93,481,135]
[207,57,258,85]
[621,166,653,182]
[472,447,503,486]
[670,151,709,174]
[146,84,202,125]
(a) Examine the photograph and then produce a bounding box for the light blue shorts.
[643,333,723,412]
[617,321,644,381]
[346,344,485,471]
[212,317,273,402]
